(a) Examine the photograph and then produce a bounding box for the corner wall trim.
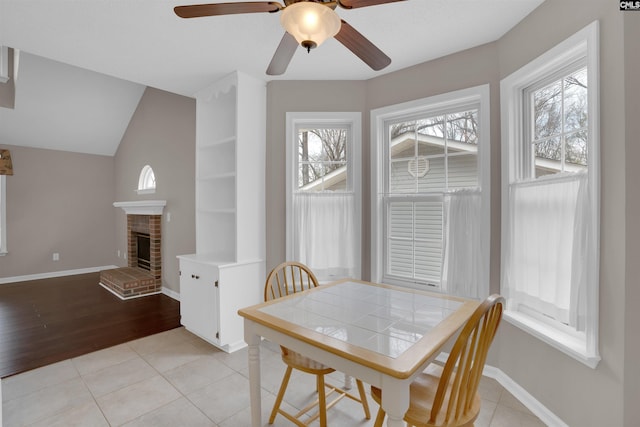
[0,266,119,285]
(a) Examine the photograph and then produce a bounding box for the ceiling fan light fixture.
[280,2,341,52]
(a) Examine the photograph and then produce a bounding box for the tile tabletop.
[258,281,463,358]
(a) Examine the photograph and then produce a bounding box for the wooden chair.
[264,261,371,426]
[370,294,505,427]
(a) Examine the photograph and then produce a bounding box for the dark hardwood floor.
[0,272,181,379]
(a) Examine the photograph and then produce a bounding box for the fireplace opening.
[137,233,151,271]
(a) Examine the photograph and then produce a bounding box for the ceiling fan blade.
[334,20,391,71]
[174,2,282,18]
[266,32,299,75]
[337,0,406,9]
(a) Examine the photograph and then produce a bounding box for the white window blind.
[387,199,443,285]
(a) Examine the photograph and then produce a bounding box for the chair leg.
[317,374,328,427]
[269,366,294,424]
[355,379,371,419]
[373,407,386,427]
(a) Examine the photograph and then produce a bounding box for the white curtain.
[441,189,484,299]
[293,192,356,281]
[503,172,588,328]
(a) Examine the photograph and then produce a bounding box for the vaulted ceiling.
[0,0,544,155]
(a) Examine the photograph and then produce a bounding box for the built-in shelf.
[199,172,236,181]
[178,70,266,353]
[198,208,236,215]
[200,136,236,148]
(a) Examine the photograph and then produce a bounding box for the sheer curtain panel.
[441,190,484,299]
[503,172,588,328]
[293,192,356,281]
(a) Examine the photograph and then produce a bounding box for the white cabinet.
[178,255,263,352]
[178,71,266,352]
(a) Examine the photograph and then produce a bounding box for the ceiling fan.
[174,0,406,75]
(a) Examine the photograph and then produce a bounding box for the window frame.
[524,60,589,178]
[500,21,600,368]
[371,85,491,295]
[285,112,362,279]
[136,164,156,195]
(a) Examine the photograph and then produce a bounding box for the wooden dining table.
[237,278,480,427]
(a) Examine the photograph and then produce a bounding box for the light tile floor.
[2,327,546,426]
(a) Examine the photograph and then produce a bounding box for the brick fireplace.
[100,200,166,299]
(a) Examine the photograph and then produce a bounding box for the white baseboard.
[483,365,568,427]
[98,282,180,302]
[98,282,163,300]
[434,352,566,427]
[0,265,118,285]
[162,286,180,301]
[0,267,181,305]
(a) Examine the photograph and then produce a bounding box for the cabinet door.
[216,261,263,348]
[180,261,219,343]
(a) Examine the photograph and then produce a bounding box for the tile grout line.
[72,356,111,426]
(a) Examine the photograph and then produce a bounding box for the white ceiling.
[0,0,544,155]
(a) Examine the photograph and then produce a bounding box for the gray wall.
[624,12,640,427]
[496,2,627,426]
[0,144,116,278]
[1,86,197,296]
[265,1,637,425]
[113,87,196,294]
[266,45,500,284]
[265,81,367,273]
[0,48,16,109]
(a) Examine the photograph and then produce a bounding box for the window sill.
[504,310,600,369]
[135,188,156,195]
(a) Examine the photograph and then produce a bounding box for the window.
[137,165,156,195]
[0,175,6,255]
[371,85,490,298]
[286,112,361,282]
[500,21,600,367]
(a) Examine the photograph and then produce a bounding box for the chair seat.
[282,349,335,375]
[371,371,481,427]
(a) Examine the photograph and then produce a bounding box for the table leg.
[344,373,353,390]
[245,324,262,427]
[381,377,410,427]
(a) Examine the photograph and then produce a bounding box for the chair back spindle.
[429,294,504,425]
[265,261,319,301]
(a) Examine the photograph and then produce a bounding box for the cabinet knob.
[191,274,200,279]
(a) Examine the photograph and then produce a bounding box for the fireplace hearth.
[100,201,166,299]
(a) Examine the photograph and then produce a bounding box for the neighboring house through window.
[500,21,600,367]
[371,85,491,299]
[286,112,361,282]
